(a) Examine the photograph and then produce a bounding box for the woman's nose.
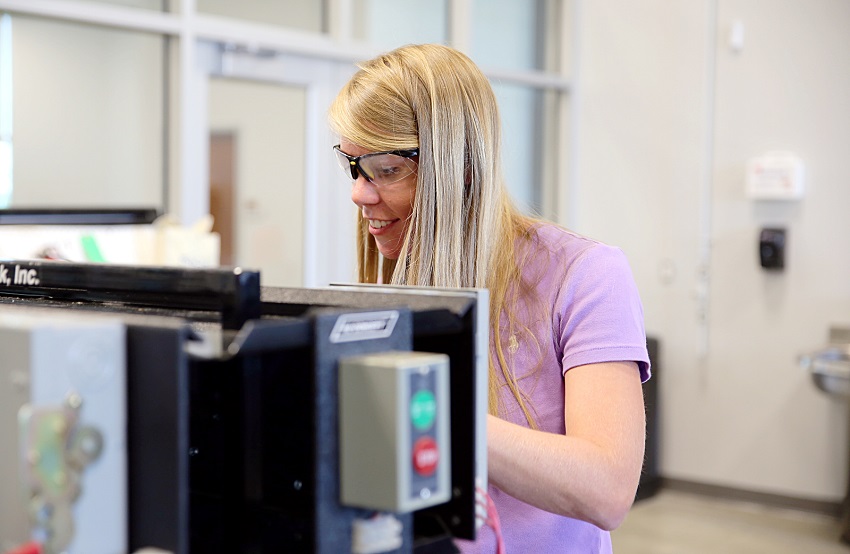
[350,175,380,206]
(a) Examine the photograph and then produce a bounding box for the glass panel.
[472,0,549,71]
[7,15,165,209]
[492,83,543,214]
[70,0,165,9]
[198,0,323,33]
[539,88,562,221]
[352,0,447,51]
[209,78,306,287]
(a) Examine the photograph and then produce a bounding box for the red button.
[412,437,439,476]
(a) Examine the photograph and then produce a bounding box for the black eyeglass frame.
[333,144,419,184]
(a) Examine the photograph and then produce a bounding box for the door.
[203,46,356,287]
[209,79,305,286]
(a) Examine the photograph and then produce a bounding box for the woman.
[329,44,650,553]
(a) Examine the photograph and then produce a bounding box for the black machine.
[0,260,487,554]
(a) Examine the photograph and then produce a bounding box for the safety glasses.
[333,144,418,186]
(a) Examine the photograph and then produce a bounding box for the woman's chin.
[376,241,401,260]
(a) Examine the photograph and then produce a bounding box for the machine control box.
[339,351,450,513]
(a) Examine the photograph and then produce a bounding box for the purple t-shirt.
[457,224,650,554]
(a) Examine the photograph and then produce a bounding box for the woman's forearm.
[486,361,646,530]
[487,415,642,530]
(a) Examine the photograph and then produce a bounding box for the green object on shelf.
[81,234,106,262]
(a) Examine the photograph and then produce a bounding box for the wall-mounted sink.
[800,326,850,399]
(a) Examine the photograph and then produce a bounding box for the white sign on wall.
[746,151,806,200]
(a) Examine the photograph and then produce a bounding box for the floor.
[612,489,850,554]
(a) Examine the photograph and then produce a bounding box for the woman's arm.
[486,360,646,531]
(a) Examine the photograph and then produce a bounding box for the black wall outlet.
[759,228,786,270]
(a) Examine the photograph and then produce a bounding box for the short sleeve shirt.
[456,224,650,553]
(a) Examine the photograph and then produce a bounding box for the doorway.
[209,131,235,266]
[208,78,306,287]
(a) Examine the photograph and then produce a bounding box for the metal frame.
[0,259,262,330]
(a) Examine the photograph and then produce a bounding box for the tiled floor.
[612,489,850,554]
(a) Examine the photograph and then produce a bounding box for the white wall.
[576,0,850,501]
[13,16,163,208]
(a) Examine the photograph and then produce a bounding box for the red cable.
[485,491,506,554]
[3,542,42,554]
[475,486,506,554]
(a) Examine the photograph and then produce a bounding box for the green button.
[410,390,436,430]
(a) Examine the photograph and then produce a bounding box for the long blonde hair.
[329,44,542,428]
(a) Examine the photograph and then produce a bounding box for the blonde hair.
[329,44,542,428]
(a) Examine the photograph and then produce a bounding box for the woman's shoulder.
[525,221,625,269]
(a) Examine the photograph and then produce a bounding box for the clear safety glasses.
[333,145,419,186]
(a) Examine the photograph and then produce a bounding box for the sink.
[799,327,850,546]
[801,327,850,399]
[803,348,850,399]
